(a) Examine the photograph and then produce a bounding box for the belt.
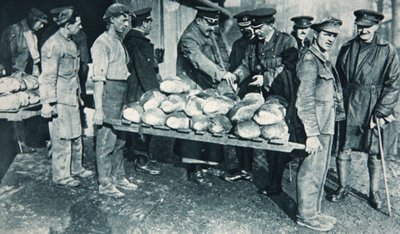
[347,83,382,92]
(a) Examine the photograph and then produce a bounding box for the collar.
[20,19,31,32]
[106,30,123,42]
[58,29,71,41]
[309,44,330,63]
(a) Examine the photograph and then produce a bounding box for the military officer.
[328,10,400,210]
[39,8,93,187]
[295,17,345,232]
[290,16,313,53]
[174,6,227,186]
[124,7,162,175]
[222,10,254,182]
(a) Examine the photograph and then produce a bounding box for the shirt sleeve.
[91,40,109,82]
[39,41,59,104]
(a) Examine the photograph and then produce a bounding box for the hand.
[305,136,322,154]
[249,74,264,87]
[222,72,238,90]
[93,109,104,126]
[41,103,56,118]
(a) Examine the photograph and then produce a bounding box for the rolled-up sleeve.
[39,42,58,104]
[296,54,320,137]
[91,41,108,82]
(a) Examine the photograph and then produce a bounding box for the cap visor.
[355,20,375,27]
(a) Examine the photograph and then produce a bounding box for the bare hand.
[93,109,104,126]
[221,72,238,91]
[41,103,56,118]
[305,136,322,154]
[249,74,264,87]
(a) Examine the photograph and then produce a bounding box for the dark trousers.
[265,150,293,189]
[236,147,253,172]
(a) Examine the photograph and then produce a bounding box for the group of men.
[0,2,398,232]
[177,5,399,232]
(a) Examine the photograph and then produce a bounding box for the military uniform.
[232,8,300,192]
[39,30,85,183]
[290,16,313,54]
[175,6,225,184]
[295,17,344,232]
[329,10,400,209]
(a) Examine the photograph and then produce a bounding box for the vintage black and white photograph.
[0,0,399,233]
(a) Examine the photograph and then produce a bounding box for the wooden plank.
[0,104,41,121]
[108,119,305,153]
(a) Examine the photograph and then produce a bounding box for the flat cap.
[354,9,384,26]
[311,16,342,34]
[248,8,277,28]
[233,10,252,27]
[53,7,74,25]
[50,6,73,16]
[195,6,220,25]
[28,8,48,24]
[291,16,314,28]
[133,7,152,21]
[103,3,133,20]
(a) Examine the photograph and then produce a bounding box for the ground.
[0,136,399,234]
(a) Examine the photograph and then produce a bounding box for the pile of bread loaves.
[0,72,40,112]
[122,77,289,141]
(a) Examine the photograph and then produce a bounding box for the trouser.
[297,134,332,219]
[337,150,382,193]
[236,147,253,172]
[52,136,83,182]
[96,124,126,185]
[266,151,293,189]
[129,133,151,165]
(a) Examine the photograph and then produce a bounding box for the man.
[328,10,400,210]
[124,7,161,175]
[224,8,301,195]
[39,8,94,187]
[295,17,344,231]
[0,8,48,153]
[175,6,227,186]
[222,10,254,182]
[91,3,138,198]
[290,16,313,53]
[214,11,233,69]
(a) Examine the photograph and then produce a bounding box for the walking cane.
[375,116,392,217]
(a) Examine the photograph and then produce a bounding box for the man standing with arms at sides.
[39,8,94,187]
[328,10,400,210]
[222,10,254,182]
[290,16,313,54]
[91,3,138,198]
[0,8,48,153]
[295,17,345,231]
[124,7,162,176]
[175,6,227,186]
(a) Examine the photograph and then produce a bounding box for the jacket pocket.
[315,101,335,134]
[59,53,77,78]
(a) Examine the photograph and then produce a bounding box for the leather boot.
[368,155,382,210]
[328,157,351,202]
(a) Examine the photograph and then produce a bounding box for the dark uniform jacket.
[176,21,226,90]
[228,36,251,72]
[233,30,298,97]
[296,45,345,138]
[336,35,400,154]
[124,29,159,103]
[291,31,311,55]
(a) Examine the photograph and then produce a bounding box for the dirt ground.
[0,136,399,234]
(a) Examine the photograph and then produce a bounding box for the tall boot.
[368,155,382,209]
[328,157,351,202]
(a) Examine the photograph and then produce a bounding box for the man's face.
[67,16,82,35]
[32,21,44,31]
[295,27,310,41]
[197,17,218,37]
[143,19,153,35]
[111,14,130,34]
[357,24,379,43]
[315,30,338,52]
[239,25,253,38]
[253,23,274,40]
